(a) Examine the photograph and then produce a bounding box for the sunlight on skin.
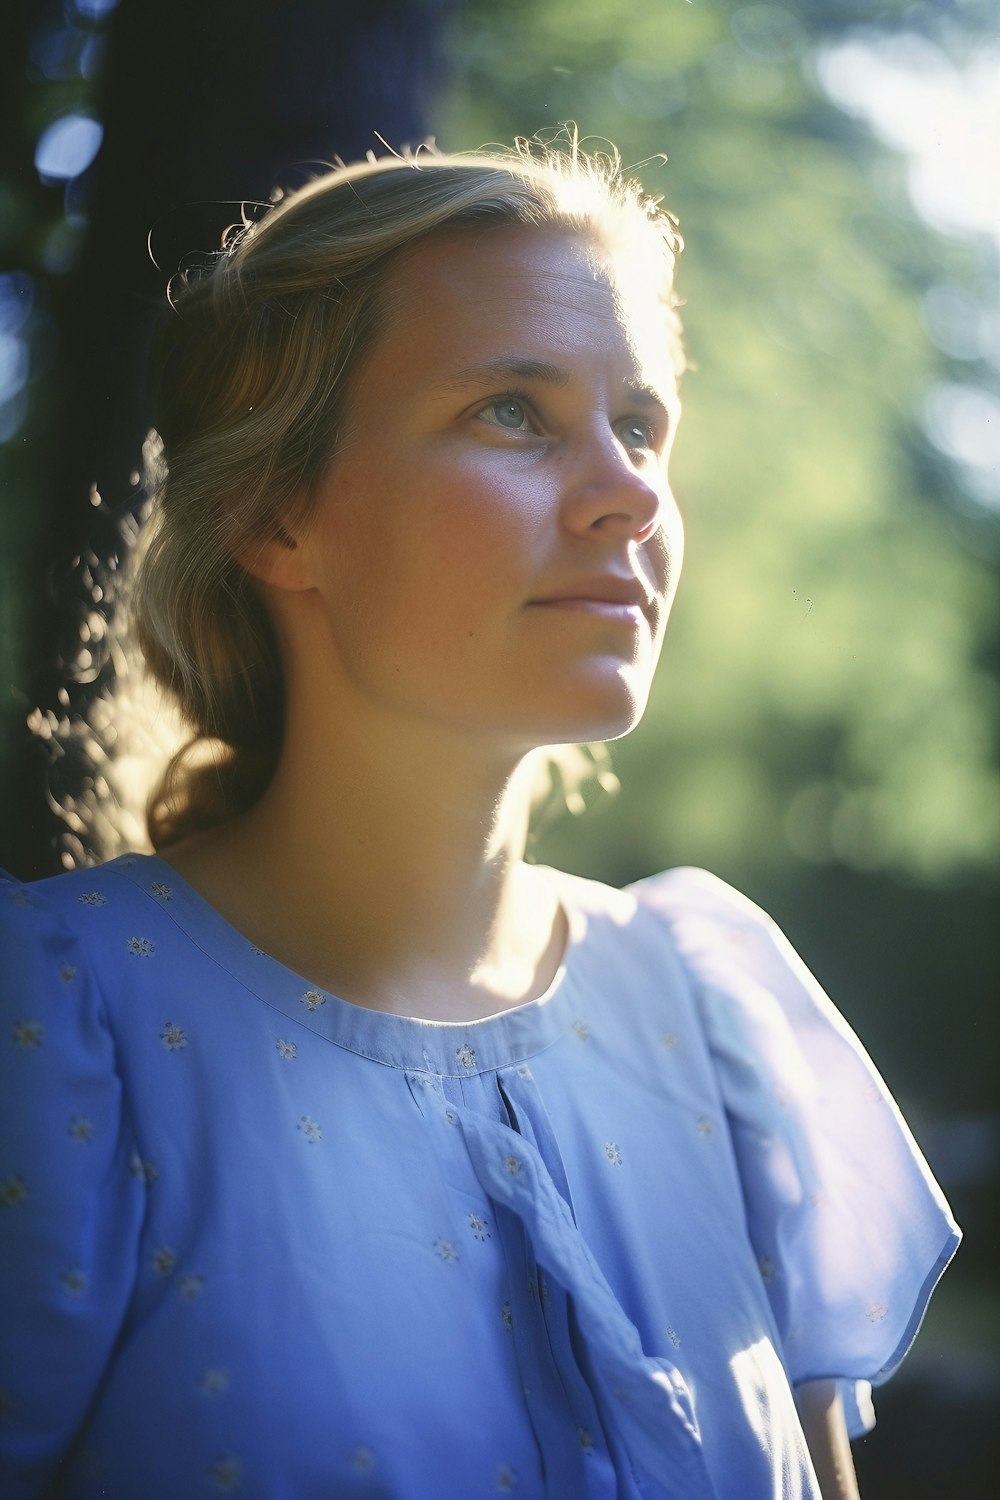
[797,1380,862,1500]
[163,225,684,1024]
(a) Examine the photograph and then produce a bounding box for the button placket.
[455,1105,719,1500]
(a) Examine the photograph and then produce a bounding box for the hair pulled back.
[134,136,684,849]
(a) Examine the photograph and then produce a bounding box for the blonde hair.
[132,136,684,849]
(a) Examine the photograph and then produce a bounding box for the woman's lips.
[528,598,647,623]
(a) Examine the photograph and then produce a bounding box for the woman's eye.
[617,419,656,452]
[480,397,530,431]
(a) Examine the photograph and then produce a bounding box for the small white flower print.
[178,1274,204,1301]
[69,1116,94,1144]
[149,882,173,900]
[604,1142,623,1165]
[11,1019,43,1048]
[496,1466,518,1491]
[456,1043,477,1070]
[468,1213,491,1241]
[661,1031,679,1051]
[275,1039,297,1059]
[127,936,155,957]
[209,1454,242,1491]
[501,1301,513,1331]
[0,1175,28,1207]
[351,1447,376,1474]
[504,1155,522,1175]
[666,1325,681,1348]
[160,1021,187,1051]
[129,1154,158,1183]
[696,1116,714,1138]
[571,1020,590,1041]
[298,1115,322,1143]
[200,1368,230,1397]
[78,891,106,907]
[300,990,326,1011]
[151,1246,176,1276]
[866,1302,888,1323]
[434,1238,458,1264]
[61,1269,86,1296]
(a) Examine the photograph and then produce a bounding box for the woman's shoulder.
[550,861,771,920]
[0,854,170,977]
[2,853,160,920]
[628,864,778,930]
[553,863,853,1069]
[550,861,783,960]
[540,863,810,1017]
[626,865,821,1001]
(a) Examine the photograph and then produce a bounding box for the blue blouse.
[0,855,959,1500]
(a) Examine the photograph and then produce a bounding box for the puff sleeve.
[0,873,145,1498]
[633,866,961,1438]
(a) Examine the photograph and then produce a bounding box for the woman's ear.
[230,515,315,594]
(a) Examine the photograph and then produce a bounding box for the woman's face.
[287,222,683,752]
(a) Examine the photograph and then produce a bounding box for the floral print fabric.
[0,857,959,1499]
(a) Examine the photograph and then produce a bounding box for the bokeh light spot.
[925,383,1000,506]
[34,114,104,184]
[72,0,121,18]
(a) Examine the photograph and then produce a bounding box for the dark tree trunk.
[9,0,455,877]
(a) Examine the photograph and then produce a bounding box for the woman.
[1,141,959,1499]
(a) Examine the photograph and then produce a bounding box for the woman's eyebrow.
[431,357,571,392]
[625,384,676,418]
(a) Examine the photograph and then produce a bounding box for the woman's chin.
[520,680,653,750]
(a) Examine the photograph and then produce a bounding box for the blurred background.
[1,0,997,1493]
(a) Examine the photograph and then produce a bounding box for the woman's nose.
[559,431,665,543]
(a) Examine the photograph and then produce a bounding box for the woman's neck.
[160,710,565,1022]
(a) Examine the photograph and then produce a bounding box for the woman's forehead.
[383,221,664,317]
[366,224,678,394]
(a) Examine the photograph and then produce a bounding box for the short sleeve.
[0,872,145,1497]
[633,866,961,1438]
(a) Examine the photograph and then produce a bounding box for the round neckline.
[108,853,590,1077]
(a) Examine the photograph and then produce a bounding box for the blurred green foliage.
[438,0,999,889]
